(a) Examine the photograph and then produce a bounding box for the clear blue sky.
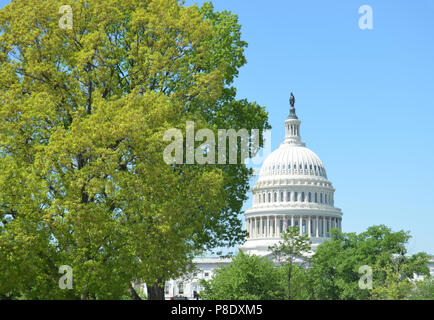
[1,0,432,254]
[185,0,434,255]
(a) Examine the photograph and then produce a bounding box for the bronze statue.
[288,92,298,119]
[290,92,295,108]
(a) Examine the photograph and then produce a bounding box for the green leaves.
[309,225,430,300]
[0,0,270,299]
[200,251,285,300]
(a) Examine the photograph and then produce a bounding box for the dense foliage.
[200,251,285,300]
[0,0,269,299]
[201,225,431,300]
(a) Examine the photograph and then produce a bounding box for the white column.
[260,217,263,238]
[274,216,277,237]
[267,216,270,237]
[328,217,331,237]
[299,216,302,235]
[322,217,326,237]
[255,217,258,238]
[250,218,253,238]
[308,216,311,237]
[315,216,319,238]
[277,216,280,236]
[291,215,294,229]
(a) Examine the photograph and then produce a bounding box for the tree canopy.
[0,0,269,299]
[200,251,285,300]
[308,225,430,300]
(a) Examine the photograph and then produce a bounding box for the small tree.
[410,277,434,300]
[199,251,285,300]
[269,226,312,300]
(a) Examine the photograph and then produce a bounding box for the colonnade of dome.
[245,214,342,239]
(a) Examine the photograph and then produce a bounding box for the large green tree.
[308,225,430,300]
[0,0,269,299]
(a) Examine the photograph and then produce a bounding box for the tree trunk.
[288,264,292,300]
[128,286,142,300]
[147,280,165,300]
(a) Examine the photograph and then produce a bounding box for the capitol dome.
[239,93,343,256]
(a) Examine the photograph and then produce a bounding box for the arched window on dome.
[287,192,290,202]
[299,164,302,170]
[301,192,305,202]
[274,193,277,202]
[314,193,317,203]
[294,192,298,202]
[268,193,271,203]
[280,192,284,202]
[325,194,327,204]
[259,194,261,203]
[293,164,296,169]
[308,192,312,202]
[320,193,323,203]
[288,164,291,169]
[304,164,307,170]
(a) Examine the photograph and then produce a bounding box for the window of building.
[315,193,318,203]
[287,192,290,202]
[274,193,277,202]
[280,192,284,202]
[301,192,305,202]
[308,192,312,202]
[165,282,170,295]
[178,282,184,294]
[268,193,271,202]
[320,193,323,203]
[294,192,298,202]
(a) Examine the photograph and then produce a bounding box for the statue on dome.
[290,92,295,108]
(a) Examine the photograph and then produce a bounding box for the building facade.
[239,93,342,256]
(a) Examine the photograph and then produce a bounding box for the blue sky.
[1,0,432,254]
[184,0,434,255]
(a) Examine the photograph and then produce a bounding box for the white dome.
[258,144,327,180]
[239,95,343,257]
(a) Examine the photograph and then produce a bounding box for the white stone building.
[239,93,342,256]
